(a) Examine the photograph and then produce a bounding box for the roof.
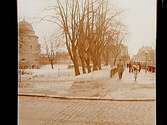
[19,19,35,34]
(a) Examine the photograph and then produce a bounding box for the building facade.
[132,46,156,66]
[19,19,41,69]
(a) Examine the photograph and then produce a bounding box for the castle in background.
[19,19,41,69]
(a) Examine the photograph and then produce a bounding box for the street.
[19,67,156,125]
[19,96,155,125]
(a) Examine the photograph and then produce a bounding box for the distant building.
[132,46,156,66]
[19,19,41,69]
[40,52,72,65]
[39,54,52,65]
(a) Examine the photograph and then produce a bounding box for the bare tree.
[102,20,127,66]
[45,39,55,69]
[44,37,61,69]
[55,0,82,75]
[110,23,127,66]
[40,0,126,75]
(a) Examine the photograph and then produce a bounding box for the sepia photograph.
[18,0,156,124]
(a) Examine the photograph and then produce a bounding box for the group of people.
[115,60,142,81]
[127,62,141,73]
[114,59,155,81]
[127,62,142,81]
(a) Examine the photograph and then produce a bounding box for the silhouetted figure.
[128,63,132,73]
[117,59,124,80]
[138,63,141,72]
[132,64,139,81]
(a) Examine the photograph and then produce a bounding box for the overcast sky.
[18,0,156,56]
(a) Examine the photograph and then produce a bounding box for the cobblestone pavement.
[19,96,155,125]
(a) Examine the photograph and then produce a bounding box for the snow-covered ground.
[20,64,74,81]
[75,66,111,81]
[121,69,156,84]
[21,64,155,84]
[21,64,112,82]
[19,65,156,99]
[26,64,74,77]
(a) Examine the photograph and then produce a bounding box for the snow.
[20,64,155,99]
[121,69,156,84]
[23,64,74,79]
[21,64,111,81]
[21,64,155,85]
[75,66,111,81]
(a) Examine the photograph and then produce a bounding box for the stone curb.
[18,92,155,101]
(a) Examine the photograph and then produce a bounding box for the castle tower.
[19,19,41,69]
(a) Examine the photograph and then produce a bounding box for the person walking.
[133,64,139,81]
[128,63,132,73]
[117,59,124,80]
[138,62,141,72]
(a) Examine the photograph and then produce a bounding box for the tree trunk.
[86,61,91,73]
[78,49,86,74]
[103,49,109,66]
[97,55,102,70]
[93,59,98,71]
[81,63,86,74]
[105,50,109,66]
[73,59,80,76]
[80,57,86,74]
[69,53,80,76]
[104,56,109,66]
[113,58,117,66]
[92,49,98,71]
[50,60,54,69]
[72,48,80,76]
[96,48,102,70]
[85,56,91,73]
[87,64,91,73]
[85,48,92,73]
[93,65,98,71]
[113,54,119,66]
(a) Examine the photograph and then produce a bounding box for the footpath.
[19,68,156,101]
